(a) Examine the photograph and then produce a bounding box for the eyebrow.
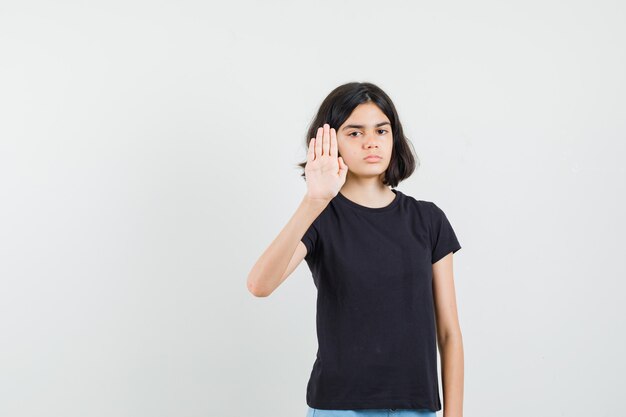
[341,121,391,131]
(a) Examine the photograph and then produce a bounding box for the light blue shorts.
[306,407,437,417]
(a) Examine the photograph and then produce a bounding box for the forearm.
[246,194,328,296]
[439,332,464,417]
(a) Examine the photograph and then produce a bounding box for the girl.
[247,82,463,417]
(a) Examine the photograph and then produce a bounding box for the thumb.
[338,157,348,176]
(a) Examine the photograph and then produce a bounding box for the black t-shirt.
[300,188,461,411]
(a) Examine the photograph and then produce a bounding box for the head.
[297,82,418,188]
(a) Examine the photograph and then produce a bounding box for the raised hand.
[304,123,349,202]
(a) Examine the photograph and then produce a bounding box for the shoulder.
[397,190,437,215]
[396,191,448,229]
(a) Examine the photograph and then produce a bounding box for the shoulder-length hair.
[296,81,418,188]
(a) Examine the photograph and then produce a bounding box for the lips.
[364,155,382,161]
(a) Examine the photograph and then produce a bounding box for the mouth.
[363,155,382,161]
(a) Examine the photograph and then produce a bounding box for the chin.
[352,169,387,178]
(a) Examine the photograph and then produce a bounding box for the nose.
[363,134,379,148]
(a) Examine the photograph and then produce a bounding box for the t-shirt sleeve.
[429,202,462,264]
[301,220,318,261]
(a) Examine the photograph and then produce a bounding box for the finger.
[307,138,315,162]
[315,127,323,159]
[323,123,330,156]
[329,127,338,158]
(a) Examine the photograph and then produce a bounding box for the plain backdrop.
[1,1,625,416]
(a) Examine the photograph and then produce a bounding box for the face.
[336,102,393,181]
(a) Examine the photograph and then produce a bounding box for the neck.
[339,175,395,207]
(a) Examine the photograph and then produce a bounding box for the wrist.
[302,193,331,209]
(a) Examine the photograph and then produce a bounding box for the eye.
[347,130,388,137]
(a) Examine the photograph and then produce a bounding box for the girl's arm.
[246,195,328,297]
[247,124,348,297]
[433,253,464,417]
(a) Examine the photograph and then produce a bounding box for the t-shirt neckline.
[335,188,401,213]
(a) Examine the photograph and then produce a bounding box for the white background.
[1,1,625,416]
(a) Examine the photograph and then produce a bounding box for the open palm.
[304,124,349,201]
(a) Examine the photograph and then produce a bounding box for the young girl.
[247,82,463,417]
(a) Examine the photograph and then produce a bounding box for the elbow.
[247,276,271,298]
[438,327,463,345]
